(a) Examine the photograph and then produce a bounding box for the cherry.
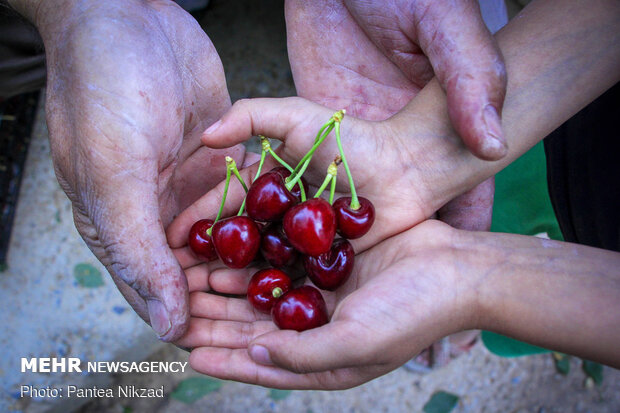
[188,219,218,262]
[261,225,297,268]
[304,239,355,291]
[271,167,309,200]
[272,285,328,331]
[333,196,375,239]
[247,268,292,313]
[283,198,336,256]
[212,216,260,268]
[246,170,297,222]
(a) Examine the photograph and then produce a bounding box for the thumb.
[248,321,376,374]
[201,97,334,149]
[73,182,189,342]
[415,0,508,160]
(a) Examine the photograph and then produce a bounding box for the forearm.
[396,0,620,208]
[456,231,620,366]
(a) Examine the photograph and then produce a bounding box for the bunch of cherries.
[188,110,375,331]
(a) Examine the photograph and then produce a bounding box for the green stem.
[253,148,267,182]
[267,148,294,172]
[261,135,294,172]
[314,159,339,199]
[285,123,334,192]
[207,163,232,236]
[291,122,334,177]
[313,174,332,198]
[329,172,337,204]
[334,121,360,210]
[228,158,248,193]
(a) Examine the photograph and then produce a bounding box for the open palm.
[178,220,472,389]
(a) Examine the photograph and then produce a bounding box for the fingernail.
[204,119,222,135]
[482,105,508,158]
[147,299,171,338]
[249,345,273,366]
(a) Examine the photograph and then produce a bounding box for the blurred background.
[1,0,618,412]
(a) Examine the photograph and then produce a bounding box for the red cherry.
[283,198,336,256]
[333,197,375,239]
[304,239,355,291]
[246,171,298,222]
[212,216,260,268]
[188,219,218,262]
[272,286,328,331]
[247,268,292,313]
[271,167,309,200]
[260,225,297,268]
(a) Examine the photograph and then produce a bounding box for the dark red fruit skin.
[283,198,336,256]
[212,216,260,269]
[272,286,328,331]
[246,171,297,222]
[304,239,355,291]
[333,196,375,239]
[261,225,297,268]
[271,167,309,200]
[247,268,292,313]
[188,219,218,261]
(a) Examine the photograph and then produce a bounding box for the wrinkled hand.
[344,0,508,160]
[286,0,494,231]
[38,0,244,341]
[177,220,476,389]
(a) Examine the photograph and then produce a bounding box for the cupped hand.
[343,0,508,160]
[178,220,477,389]
[286,0,494,232]
[39,0,245,341]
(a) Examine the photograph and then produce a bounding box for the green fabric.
[482,141,563,357]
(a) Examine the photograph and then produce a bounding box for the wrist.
[444,226,496,331]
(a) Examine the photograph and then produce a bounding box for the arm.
[463,231,620,366]
[399,0,620,210]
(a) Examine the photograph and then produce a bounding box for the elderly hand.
[23,0,245,341]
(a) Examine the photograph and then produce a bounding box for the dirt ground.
[81,0,620,411]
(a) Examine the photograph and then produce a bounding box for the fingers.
[177,318,274,349]
[185,264,255,294]
[201,97,332,148]
[247,320,379,374]
[414,0,508,160]
[437,177,495,231]
[189,292,270,322]
[189,347,370,390]
[73,184,189,342]
[189,347,315,389]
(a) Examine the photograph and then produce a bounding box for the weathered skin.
[11,0,245,341]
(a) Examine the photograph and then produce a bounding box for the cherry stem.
[261,136,294,173]
[313,175,332,199]
[292,120,332,174]
[329,168,337,204]
[290,109,343,178]
[206,160,233,236]
[227,157,248,193]
[272,287,283,299]
[285,123,334,192]
[334,121,360,210]
[314,158,339,199]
